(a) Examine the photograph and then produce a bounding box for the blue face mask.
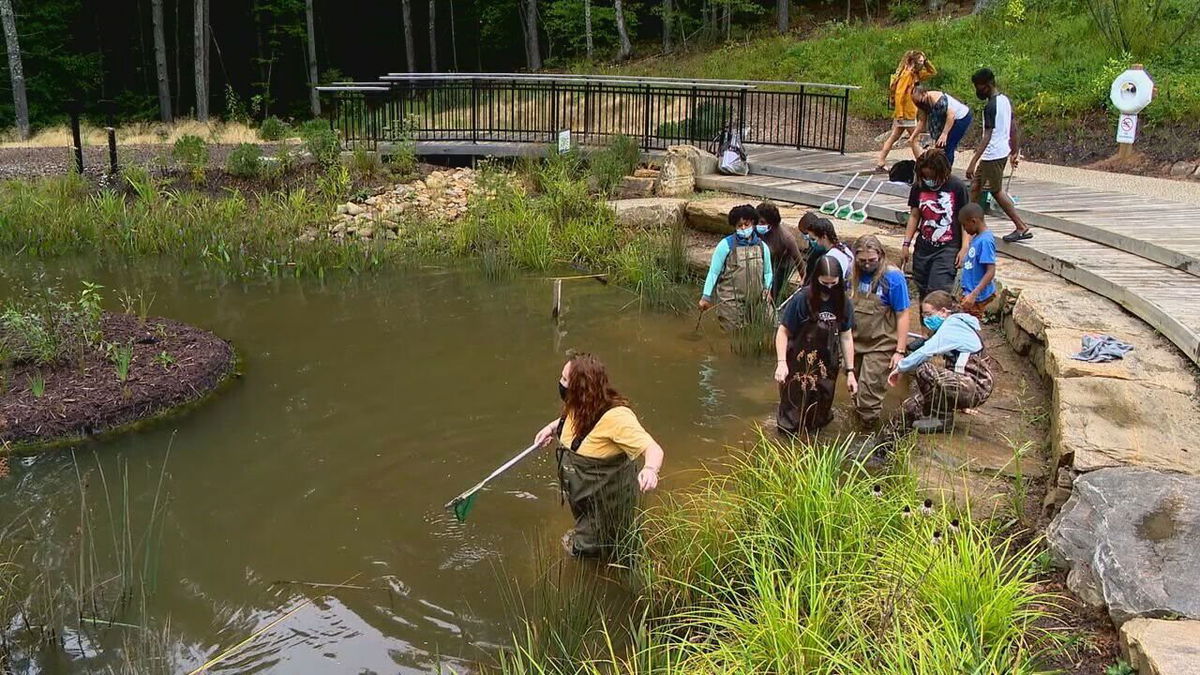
[736,227,754,239]
[810,242,829,256]
[755,224,770,235]
[922,179,940,189]
[923,315,945,332]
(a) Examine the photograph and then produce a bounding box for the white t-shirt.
[982,93,1012,161]
[826,247,854,283]
[945,94,970,121]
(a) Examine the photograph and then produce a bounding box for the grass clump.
[300,119,341,167]
[171,134,209,180]
[258,115,291,141]
[493,435,1059,674]
[586,134,641,193]
[1,281,105,367]
[225,143,264,178]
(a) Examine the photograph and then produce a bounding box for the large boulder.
[1047,467,1200,625]
[617,176,656,200]
[667,144,718,177]
[1051,377,1200,474]
[1043,328,1197,396]
[606,198,686,230]
[1120,619,1200,675]
[655,147,696,197]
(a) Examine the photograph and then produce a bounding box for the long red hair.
[562,353,627,439]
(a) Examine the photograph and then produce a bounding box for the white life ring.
[1110,69,1154,114]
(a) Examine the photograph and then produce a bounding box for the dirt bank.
[0,313,236,449]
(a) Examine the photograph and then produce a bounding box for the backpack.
[887,72,900,110]
[888,160,916,185]
[717,127,749,176]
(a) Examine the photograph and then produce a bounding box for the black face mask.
[858,263,879,275]
[975,89,990,101]
[558,382,568,401]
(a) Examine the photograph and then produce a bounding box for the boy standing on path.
[958,203,997,318]
[965,68,1032,243]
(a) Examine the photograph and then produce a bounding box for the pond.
[0,261,791,673]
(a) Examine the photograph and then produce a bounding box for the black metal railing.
[318,74,854,154]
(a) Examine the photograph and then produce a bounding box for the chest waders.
[852,274,900,427]
[901,336,995,428]
[555,414,639,559]
[776,312,840,435]
[715,239,767,332]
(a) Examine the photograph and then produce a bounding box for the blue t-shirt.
[856,268,910,313]
[961,230,996,301]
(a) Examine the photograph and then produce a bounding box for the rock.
[1121,618,1200,675]
[424,171,450,191]
[1011,285,1147,340]
[1047,467,1200,625]
[345,202,365,216]
[656,148,696,197]
[684,198,745,234]
[633,168,660,178]
[617,176,656,199]
[335,204,350,215]
[1044,328,1197,396]
[607,198,687,230]
[668,145,718,177]
[1052,377,1200,474]
[1169,161,1197,178]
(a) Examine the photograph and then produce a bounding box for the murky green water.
[0,261,790,673]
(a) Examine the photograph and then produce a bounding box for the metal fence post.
[471,79,479,144]
[839,88,850,154]
[551,80,559,144]
[796,85,806,150]
[642,84,652,150]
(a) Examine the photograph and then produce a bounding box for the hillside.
[593,3,1200,170]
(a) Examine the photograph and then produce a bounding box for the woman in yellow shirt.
[533,353,665,558]
[875,50,936,172]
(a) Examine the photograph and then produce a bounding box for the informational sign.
[1116,113,1138,144]
[557,129,571,153]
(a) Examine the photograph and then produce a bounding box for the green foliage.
[654,101,731,144]
[543,0,625,57]
[28,372,45,398]
[586,135,642,194]
[153,350,177,369]
[226,143,265,178]
[300,120,341,167]
[109,342,134,382]
[494,436,1058,673]
[172,135,209,177]
[1083,0,1199,59]
[615,6,1200,122]
[1105,660,1135,675]
[0,282,105,367]
[888,0,921,23]
[347,147,383,180]
[258,115,292,141]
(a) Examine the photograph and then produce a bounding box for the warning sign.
[1116,113,1138,144]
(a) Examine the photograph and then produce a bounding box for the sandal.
[1002,229,1033,243]
[873,164,888,174]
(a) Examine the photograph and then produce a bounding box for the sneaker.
[1002,229,1033,243]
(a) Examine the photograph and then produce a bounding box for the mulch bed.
[0,313,235,449]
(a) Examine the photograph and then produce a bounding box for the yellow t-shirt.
[560,406,654,460]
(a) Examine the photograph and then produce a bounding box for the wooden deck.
[699,146,1200,366]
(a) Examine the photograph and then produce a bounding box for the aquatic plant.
[492,434,1058,674]
[28,371,44,398]
[0,281,106,367]
[110,342,134,382]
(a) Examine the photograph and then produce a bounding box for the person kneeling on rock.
[885,290,993,434]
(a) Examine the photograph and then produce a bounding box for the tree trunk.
[305,0,320,116]
[0,0,29,138]
[193,0,208,120]
[777,0,788,33]
[584,0,593,59]
[152,0,173,122]
[723,2,730,41]
[174,0,182,112]
[428,0,437,71]
[524,0,541,71]
[662,0,671,52]
[401,0,416,73]
[449,0,458,70]
[614,0,632,60]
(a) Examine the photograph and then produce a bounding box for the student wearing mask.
[699,204,774,331]
[849,235,910,429]
[799,216,853,287]
[533,353,665,557]
[774,256,858,435]
[966,68,1032,243]
[886,290,993,433]
[911,85,974,167]
[756,201,804,300]
[898,149,971,301]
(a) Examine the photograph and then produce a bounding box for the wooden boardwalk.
[697,146,1200,366]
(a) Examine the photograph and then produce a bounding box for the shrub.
[300,120,341,167]
[225,143,264,178]
[0,282,105,367]
[172,134,209,176]
[889,0,921,22]
[587,135,641,194]
[258,115,291,141]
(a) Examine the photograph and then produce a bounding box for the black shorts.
[912,245,957,299]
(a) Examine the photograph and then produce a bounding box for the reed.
[492,433,1059,674]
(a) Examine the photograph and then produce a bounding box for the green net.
[451,492,478,523]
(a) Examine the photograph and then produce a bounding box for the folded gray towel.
[1070,334,1134,363]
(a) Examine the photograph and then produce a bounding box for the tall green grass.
[492,434,1059,674]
